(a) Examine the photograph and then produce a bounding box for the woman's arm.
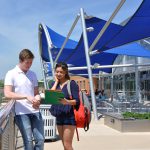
[59,80,80,106]
[51,81,59,90]
[60,98,76,105]
[51,76,59,90]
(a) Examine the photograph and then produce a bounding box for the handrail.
[0,100,15,133]
[0,100,16,150]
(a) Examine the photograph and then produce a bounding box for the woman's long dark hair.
[55,62,70,80]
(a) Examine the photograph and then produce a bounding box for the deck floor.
[17,115,150,150]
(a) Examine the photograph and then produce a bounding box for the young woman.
[50,62,80,150]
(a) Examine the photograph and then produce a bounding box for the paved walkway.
[16,115,150,150]
[44,116,150,150]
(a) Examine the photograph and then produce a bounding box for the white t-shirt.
[4,65,39,115]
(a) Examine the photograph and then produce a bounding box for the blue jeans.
[15,112,45,150]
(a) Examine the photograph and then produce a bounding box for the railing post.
[0,134,2,150]
[8,111,15,150]
[0,101,16,150]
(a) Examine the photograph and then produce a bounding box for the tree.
[0,80,4,88]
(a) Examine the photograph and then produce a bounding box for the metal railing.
[0,100,17,150]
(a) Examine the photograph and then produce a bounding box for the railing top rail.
[0,100,15,134]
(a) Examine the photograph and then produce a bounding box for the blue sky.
[0,0,142,80]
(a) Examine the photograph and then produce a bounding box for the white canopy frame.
[38,0,150,120]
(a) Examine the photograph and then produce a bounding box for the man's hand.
[32,99,40,109]
[32,95,41,109]
[26,96,34,103]
[35,95,41,101]
[27,95,41,109]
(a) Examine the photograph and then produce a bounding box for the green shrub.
[122,112,150,120]
[0,80,4,88]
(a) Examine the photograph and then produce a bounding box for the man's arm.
[34,86,41,100]
[34,86,39,96]
[4,85,34,102]
[32,86,41,109]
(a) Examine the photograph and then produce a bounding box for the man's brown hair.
[19,49,34,62]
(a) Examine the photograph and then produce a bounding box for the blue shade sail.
[39,0,150,75]
[39,25,78,62]
[105,43,150,58]
[102,0,150,50]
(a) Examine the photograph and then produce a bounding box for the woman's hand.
[54,76,59,83]
[59,98,69,105]
[51,76,59,90]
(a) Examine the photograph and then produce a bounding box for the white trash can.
[40,104,57,140]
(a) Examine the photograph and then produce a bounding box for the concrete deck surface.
[44,116,150,150]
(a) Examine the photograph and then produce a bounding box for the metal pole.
[138,57,142,102]
[135,57,140,102]
[98,71,101,91]
[110,71,114,102]
[80,8,98,120]
[54,14,80,65]
[68,63,150,71]
[143,39,150,45]
[38,25,48,89]
[48,47,54,79]
[41,23,55,83]
[122,56,126,98]
[89,0,126,52]
[41,24,55,77]
[8,111,15,150]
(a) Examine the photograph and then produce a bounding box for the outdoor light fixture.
[86,27,94,32]
[84,13,93,19]
[93,63,100,69]
[89,49,99,56]
[67,64,74,67]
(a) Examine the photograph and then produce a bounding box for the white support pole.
[122,74,126,99]
[135,57,140,102]
[89,0,126,52]
[110,70,114,102]
[41,23,55,81]
[54,14,80,65]
[98,71,101,91]
[122,56,126,98]
[143,39,150,45]
[38,26,47,89]
[68,63,150,71]
[80,8,98,120]
[48,47,54,79]
[41,61,49,89]
[138,57,142,102]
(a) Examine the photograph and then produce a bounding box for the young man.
[4,49,44,150]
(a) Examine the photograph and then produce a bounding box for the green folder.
[44,90,64,104]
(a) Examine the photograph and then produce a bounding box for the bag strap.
[66,80,79,141]
[67,80,72,99]
[81,91,84,105]
[80,91,89,131]
[84,107,89,131]
[67,81,89,131]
